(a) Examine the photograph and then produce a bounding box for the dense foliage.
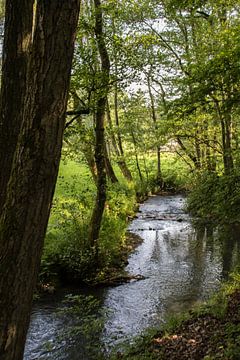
[36,0,240,283]
[40,155,189,284]
[1,0,240,357]
[188,172,240,223]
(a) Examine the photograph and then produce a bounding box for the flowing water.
[24,194,240,359]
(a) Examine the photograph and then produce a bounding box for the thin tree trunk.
[143,153,149,182]
[176,137,200,169]
[104,140,118,183]
[131,129,143,183]
[147,75,162,183]
[85,151,98,184]
[0,1,80,359]
[106,100,133,181]
[0,0,34,212]
[114,84,124,155]
[194,132,202,169]
[114,83,133,180]
[111,23,133,182]
[203,121,216,172]
[224,113,234,174]
[88,0,110,249]
[213,96,233,174]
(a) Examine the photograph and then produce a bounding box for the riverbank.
[25,194,240,359]
[39,187,176,292]
[38,230,144,293]
[39,156,188,291]
[114,273,240,359]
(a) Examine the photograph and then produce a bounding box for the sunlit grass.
[55,159,95,199]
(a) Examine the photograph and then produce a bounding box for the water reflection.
[220,224,240,277]
[24,195,240,359]
[104,196,240,345]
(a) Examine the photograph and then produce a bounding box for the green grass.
[126,152,192,193]
[40,154,192,284]
[54,159,95,199]
[41,159,137,283]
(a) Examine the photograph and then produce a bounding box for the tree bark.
[0,0,34,212]
[0,1,80,359]
[88,0,110,249]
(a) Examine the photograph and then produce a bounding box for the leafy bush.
[40,167,137,284]
[187,171,240,223]
[40,155,190,285]
[41,197,92,282]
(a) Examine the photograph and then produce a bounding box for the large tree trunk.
[88,0,110,249]
[0,1,80,359]
[0,0,34,212]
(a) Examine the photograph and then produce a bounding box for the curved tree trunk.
[0,1,80,359]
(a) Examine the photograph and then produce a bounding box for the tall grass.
[40,154,191,284]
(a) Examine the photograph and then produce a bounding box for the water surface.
[24,194,240,359]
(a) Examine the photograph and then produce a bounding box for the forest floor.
[116,281,240,360]
[149,290,240,359]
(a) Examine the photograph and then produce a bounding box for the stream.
[24,194,240,359]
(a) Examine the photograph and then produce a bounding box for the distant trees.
[63,0,240,253]
[0,1,80,359]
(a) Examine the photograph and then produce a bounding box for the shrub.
[187,171,240,223]
[40,177,137,284]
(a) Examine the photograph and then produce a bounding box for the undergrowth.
[187,171,240,223]
[40,155,190,285]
